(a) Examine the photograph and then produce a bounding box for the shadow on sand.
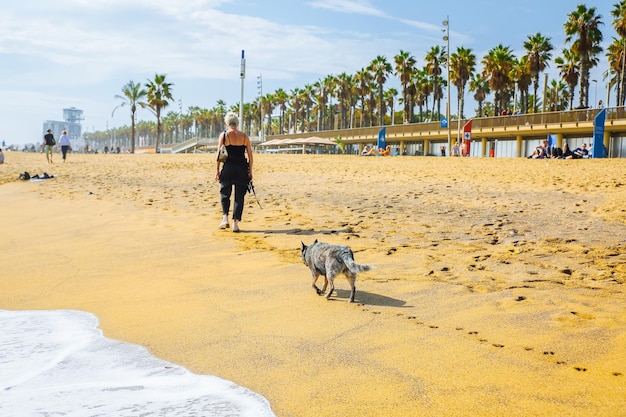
[238,228,355,236]
[332,289,408,308]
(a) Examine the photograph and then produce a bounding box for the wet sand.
[1,152,625,416]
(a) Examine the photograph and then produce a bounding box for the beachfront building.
[267,107,626,158]
[43,107,84,150]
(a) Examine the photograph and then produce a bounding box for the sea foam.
[0,309,276,416]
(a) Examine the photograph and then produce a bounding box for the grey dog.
[301,240,373,303]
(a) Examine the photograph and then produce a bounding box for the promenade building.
[43,107,84,149]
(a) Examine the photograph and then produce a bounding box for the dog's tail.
[342,254,373,274]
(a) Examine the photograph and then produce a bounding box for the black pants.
[220,182,247,221]
[61,146,70,160]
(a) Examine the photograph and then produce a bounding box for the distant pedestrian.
[59,130,71,162]
[0,148,4,164]
[42,129,55,164]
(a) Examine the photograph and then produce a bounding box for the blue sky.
[0,0,614,146]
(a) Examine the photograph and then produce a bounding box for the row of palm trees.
[105,3,624,153]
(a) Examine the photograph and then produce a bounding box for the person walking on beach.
[42,129,55,164]
[59,130,71,163]
[215,112,253,233]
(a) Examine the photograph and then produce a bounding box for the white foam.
[0,310,276,416]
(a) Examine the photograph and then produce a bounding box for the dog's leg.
[320,276,328,294]
[346,272,357,303]
[312,273,323,296]
[325,275,335,300]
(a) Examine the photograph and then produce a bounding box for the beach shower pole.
[240,50,245,130]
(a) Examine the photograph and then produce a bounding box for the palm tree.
[564,4,604,108]
[289,88,303,133]
[260,93,274,136]
[312,80,325,131]
[413,68,430,122]
[548,79,569,111]
[301,84,316,132]
[112,80,149,153]
[368,55,392,126]
[524,33,554,112]
[336,72,354,129]
[212,99,228,136]
[450,46,476,119]
[510,56,532,113]
[274,88,289,134]
[469,73,491,117]
[482,44,516,115]
[611,0,626,105]
[394,50,416,123]
[322,75,337,130]
[555,49,580,110]
[607,38,626,105]
[425,46,445,117]
[354,68,372,127]
[383,88,398,124]
[145,73,174,152]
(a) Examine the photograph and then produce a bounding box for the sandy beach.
[1,151,625,417]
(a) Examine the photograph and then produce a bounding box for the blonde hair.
[224,112,239,127]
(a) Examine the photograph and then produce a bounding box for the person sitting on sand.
[560,143,573,159]
[380,145,391,156]
[529,140,548,159]
[361,145,376,156]
[548,145,562,159]
[569,143,589,159]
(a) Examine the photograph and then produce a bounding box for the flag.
[592,109,606,158]
[462,120,472,156]
[462,119,472,138]
[377,127,386,151]
[547,134,557,148]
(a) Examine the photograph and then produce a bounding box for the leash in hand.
[247,180,262,208]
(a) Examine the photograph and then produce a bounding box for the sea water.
[0,310,276,417]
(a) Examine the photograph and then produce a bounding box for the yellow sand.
[1,152,625,417]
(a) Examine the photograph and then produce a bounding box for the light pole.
[443,16,451,155]
[592,79,597,108]
[240,50,245,130]
[257,74,264,142]
[178,98,182,142]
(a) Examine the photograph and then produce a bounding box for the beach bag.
[216,131,228,163]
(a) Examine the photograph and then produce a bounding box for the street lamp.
[257,74,264,142]
[591,79,597,108]
[240,50,246,130]
[178,98,183,142]
[443,16,451,155]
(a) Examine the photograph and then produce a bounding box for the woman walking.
[215,112,253,232]
[59,130,71,162]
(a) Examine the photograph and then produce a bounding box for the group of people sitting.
[361,145,392,156]
[528,140,590,159]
